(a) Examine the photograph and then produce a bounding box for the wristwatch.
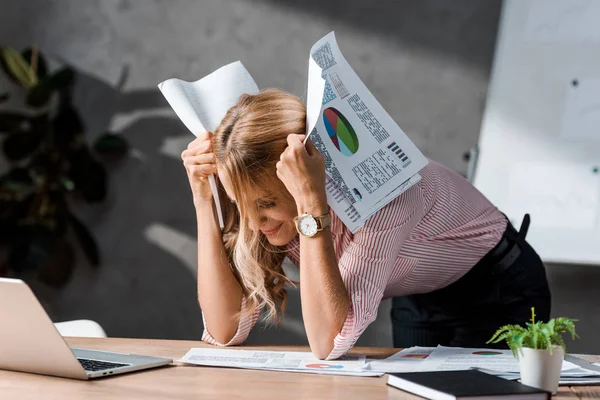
[294,210,331,237]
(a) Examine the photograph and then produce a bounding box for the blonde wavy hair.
[213,88,305,323]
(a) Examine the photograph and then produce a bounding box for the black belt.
[489,214,531,275]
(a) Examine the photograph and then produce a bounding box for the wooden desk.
[0,337,598,399]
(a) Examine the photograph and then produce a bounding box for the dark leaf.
[24,64,75,108]
[0,189,34,220]
[52,105,84,150]
[49,190,69,236]
[32,190,69,237]
[65,146,93,166]
[0,92,8,104]
[80,161,107,202]
[49,67,75,90]
[0,181,35,196]
[0,167,35,196]
[29,113,50,137]
[93,133,129,158]
[0,47,37,88]
[8,225,56,273]
[2,132,43,161]
[59,176,75,192]
[67,149,107,202]
[69,213,99,267]
[26,77,53,107]
[0,112,31,134]
[37,238,74,287]
[0,210,17,244]
[0,192,35,246]
[29,152,54,182]
[0,209,17,245]
[21,47,48,79]
[4,167,33,183]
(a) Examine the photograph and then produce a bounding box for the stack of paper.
[179,348,383,377]
[364,346,600,385]
[158,31,428,233]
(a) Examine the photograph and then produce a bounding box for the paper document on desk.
[416,346,600,376]
[179,348,382,377]
[416,346,521,373]
[306,32,427,231]
[364,346,435,372]
[392,347,600,386]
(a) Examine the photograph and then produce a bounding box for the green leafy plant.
[487,307,579,357]
[0,46,129,286]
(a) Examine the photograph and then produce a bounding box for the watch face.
[298,214,318,237]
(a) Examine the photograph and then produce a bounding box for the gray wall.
[1,0,598,354]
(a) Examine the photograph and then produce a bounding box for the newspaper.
[157,31,428,233]
[158,61,259,229]
[179,348,383,377]
[305,32,428,231]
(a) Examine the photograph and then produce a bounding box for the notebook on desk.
[387,370,550,400]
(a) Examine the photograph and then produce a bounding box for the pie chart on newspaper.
[323,107,359,156]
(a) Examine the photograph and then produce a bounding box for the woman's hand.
[181,131,217,204]
[276,134,328,215]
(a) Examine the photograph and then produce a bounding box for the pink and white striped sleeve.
[326,186,427,360]
[201,296,262,346]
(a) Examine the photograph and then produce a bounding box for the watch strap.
[314,212,331,231]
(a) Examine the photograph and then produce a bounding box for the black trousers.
[391,217,552,348]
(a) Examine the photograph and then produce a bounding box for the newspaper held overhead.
[158,61,260,229]
[305,32,428,232]
[158,32,428,233]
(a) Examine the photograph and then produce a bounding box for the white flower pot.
[518,346,564,394]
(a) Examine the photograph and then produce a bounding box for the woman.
[181,89,551,360]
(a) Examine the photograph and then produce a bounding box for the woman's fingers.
[182,137,217,182]
[182,139,213,159]
[286,134,306,150]
[304,137,320,158]
[198,130,213,141]
[187,137,202,149]
[183,153,216,166]
[187,131,212,148]
[189,164,217,179]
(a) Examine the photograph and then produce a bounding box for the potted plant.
[0,46,128,286]
[487,307,578,394]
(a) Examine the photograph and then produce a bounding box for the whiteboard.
[473,0,600,265]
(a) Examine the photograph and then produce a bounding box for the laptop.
[0,278,172,379]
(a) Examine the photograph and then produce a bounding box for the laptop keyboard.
[78,358,129,371]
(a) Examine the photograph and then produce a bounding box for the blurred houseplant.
[0,46,128,286]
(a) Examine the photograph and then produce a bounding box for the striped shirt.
[202,160,508,359]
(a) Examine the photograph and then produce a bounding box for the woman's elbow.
[201,317,239,346]
[308,336,336,360]
[209,331,237,346]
